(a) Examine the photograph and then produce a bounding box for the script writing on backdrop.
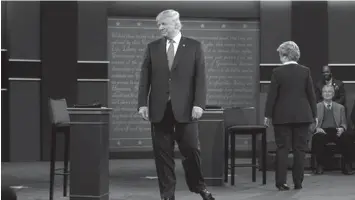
[108,18,259,151]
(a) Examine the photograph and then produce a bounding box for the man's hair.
[322,65,332,72]
[277,41,300,62]
[322,85,335,93]
[156,9,182,30]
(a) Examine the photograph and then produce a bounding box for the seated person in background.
[312,85,354,175]
[1,186,17,200]
[315,65,346,106]
[350,100,355,160]
[351,100,355,130]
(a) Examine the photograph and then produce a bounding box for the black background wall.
[291,1,328,82]
[259,1,292,85]
[327,1,355,124]
[5,1,41,162]
[2,0,10,162]
[2,1,355,161]
[40,1,78,160]
[76,2,109,109]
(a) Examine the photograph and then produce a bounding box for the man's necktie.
[327,104,331,110]
[167,39,175,70]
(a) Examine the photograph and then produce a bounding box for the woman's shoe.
[276,184,290,191]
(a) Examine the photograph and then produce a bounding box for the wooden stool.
[228,125,267,185]
[48,98,71,200]
[223,107,267,186]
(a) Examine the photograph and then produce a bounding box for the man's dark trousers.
[151,101,205,198]
[312,129,354,167]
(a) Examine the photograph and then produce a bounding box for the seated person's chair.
[350,100,355,162]
[223,107,267,185]
[311,85,354,175]
[48,98,71,200]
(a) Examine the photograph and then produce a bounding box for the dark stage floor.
[2,159,355,200]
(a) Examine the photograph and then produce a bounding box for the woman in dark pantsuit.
[264,41,318,191]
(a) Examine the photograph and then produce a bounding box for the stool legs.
[49,126,70,200]
[230,133,236,186]
[262,131,267,184]
[227,130,267,186]
[311,152,316,172]
[63,130,70,196]
[224,131,229,183]
[49,126,57,200]
[252,134,256,182]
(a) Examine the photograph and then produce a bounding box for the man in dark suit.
[315,65,346,106]
[265,41,318,191]
[311,85,354,175]
[137,9,214,200]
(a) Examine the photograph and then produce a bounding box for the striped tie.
[167,39,174,70]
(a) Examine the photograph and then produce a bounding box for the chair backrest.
[223,107,257,129]
[48,98,70,126]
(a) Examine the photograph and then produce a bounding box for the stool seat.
[55,122,70,127]
[228,125,266,132]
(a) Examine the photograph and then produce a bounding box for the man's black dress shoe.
[276,184,290,191]
[199,189,215,200]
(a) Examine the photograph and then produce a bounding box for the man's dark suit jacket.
[137,36,206,123]
[315,78,346,105]
[351,100,355,130]
[315,102,347,130]
[265,64,317,125]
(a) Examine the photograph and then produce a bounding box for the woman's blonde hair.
[277,41,300,62]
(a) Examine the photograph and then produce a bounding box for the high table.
[67,107,112,200]
[198,109,225,186]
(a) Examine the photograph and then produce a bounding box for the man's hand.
[264,117,271,127]
[138,106,149,120]
[336,127,345,137]
[192,106,203,119]
[315,118,319,128]
[315,127,326,134]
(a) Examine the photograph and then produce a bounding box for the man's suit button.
[169,78,171,81]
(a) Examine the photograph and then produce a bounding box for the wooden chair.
[48,98,71,200]
[223,107,267,185]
